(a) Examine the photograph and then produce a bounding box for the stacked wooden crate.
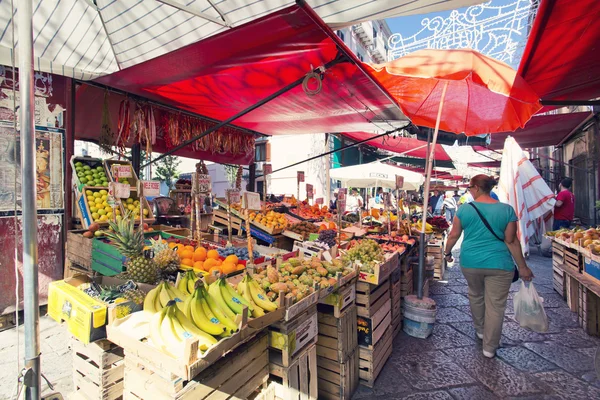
[355,279,392,388]
[390,266,402,338]
[578,282,600,336]
[427,240,445,280]
[123,332,269,400]
[552,240,566,296]
[72,338,124,400]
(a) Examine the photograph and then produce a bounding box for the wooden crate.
[552,255,565,296]
[564,248,581,272]
[317,349,359,400]
[356,280,390,318]
[318,283,356,318]
[358,325,393,388]
[123,332,269,400]
[565,275,578,312]
[269,343,318,400]
[269,306,318,368]
[578,284,600,336]
[72,339,124,400]
[400,269,413,297]
[66,230,94,270]
[391,279,401,320]
[317,305,358,363]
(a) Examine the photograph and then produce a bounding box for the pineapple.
[105,215,158,284]
[123,288,146,305]
[150,238,179,277]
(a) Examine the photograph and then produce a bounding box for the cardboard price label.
[141,180,160,197]
[315,197,324,205]
[109,182,130,199]
[306,183,314,199]
[297,171,304,183]
[113,165,132,178]
[243,192,261,210]
[264,164,272,175]
[337,188,347,212]
[226,189,241,204]
[395,175,404,189]
[196,174,212,193]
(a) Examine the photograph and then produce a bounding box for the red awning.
[518,0,600,106]
[468,160,502,169]
[488,112,592,150]
[341,132,452,161]
[94,4,407,137]
[389,165,459,179]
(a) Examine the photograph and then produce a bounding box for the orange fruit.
[181,250,194,260]
[207,249,220,260]
[221,262,237,275]
[208,266,222,275]
[168,242,177,249]
[176,245,185,257]
[194,247,207,261]
[236,263,245,271]
[184,245,195,253]
[193,261,204,270]
[204,258,217,269]
[224,255,239,265]
[181,258,194,267]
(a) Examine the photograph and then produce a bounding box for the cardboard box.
[584,257,600,284]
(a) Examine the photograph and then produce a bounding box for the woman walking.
[443,175,534,358]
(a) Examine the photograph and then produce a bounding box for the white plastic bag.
[514,281,549,332]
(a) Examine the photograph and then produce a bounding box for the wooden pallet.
[358,325,393,388]
[317,349,359,400]
[269,305,318,368]
[123,332,269,400]
[72,339,124,400]
[269,343,318,400]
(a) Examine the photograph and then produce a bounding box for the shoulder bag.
[468,203,520,282]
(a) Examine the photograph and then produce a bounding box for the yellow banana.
[160,307,184,356]
[208,281,237,320]
[220,279,253,314]
[238,279,265,318]
[200,285,238,333]
[189,294,227,335]
[187,272,197,294]
[149,307,167,351]
[248,279,278,312]
[177,275,189,295]
[172,307,218,351]
[143,286,160,314]
[159,282,173,307]
[167,282,188,302]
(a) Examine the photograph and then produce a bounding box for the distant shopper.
[428,191,439,214]
[459,190,473,205]
[444,174,534,359]
[346,188,363,213]
[443,193,457,223]
[433,190,444,216]
[553,178,575,230]
[453,190,461,207]
[330,189,339,211]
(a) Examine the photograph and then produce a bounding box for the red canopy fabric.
[468,161,502,169]
[390,165,459,179]
[518,0,600,107]
[488,112,592,150]
[95,4,407,137]
[341,132,452,161]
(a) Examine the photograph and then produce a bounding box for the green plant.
[153,156,181,189]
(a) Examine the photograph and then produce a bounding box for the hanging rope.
[302,65,324,96]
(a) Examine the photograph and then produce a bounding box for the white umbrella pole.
[19,0,41,396]
[417,81,449,299]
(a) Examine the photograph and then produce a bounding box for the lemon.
[98,209,107,216]
[104,206,112,212]
[90,206,98,213]
[93,192,101,198]
[94,198,103,204]
[91,212,99,220]
[143,209,149,216]
[127,204,135,211]
[85,190,93,196]
[106,212,113,219]
[126,198,134,204]
[87,196,94,203]
[99,189,107,195]
[115,209,121,215]
[99,215,108,221]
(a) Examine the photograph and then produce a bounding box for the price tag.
[315,197,324,205]
[306,184,314,199]
[243,192,261,210]
[141,180,160,197]
[226,189,241,204]
[297,171,304,183]
[114,165,132,178]
[395,175,404,189]
[196,174,212,193]
[337,188,347,212]
[109,182,130,199]
[264,164,272,175]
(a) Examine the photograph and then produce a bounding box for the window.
[337,30,345,42]
[255,142,267,162]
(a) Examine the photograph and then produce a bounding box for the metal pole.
[19,0,41,397]
[417,81,449,300]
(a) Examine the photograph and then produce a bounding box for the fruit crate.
[357,251,399,285]
[552,243,566,296]
[317,349,359,400]
[123,332,269,400]
[268,342,318,400]
[71,156,109,193]
[356,279,391,348]
[269,305,318,368]
[316,305,358,363]
[104,159,139,190]
[250,219,285,236]
[66,229,94,271]
[121,190,155,224]
[212,208,243,232]
[391,279,402,338]
[72,338,124,400]
[77,187,124,229]
[401,268,414,298]
[318,282,356,318]
[358,324,393,388]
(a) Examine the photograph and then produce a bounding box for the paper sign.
[226,189,241,204]
[382,192,392,207]
[306,184,314,199]
[113,165,132,178]
[109,182,130,199]
[297,171,305,183]
[196,174,212,193]
[337,188,347,212]
[395,175,404,189]
[243,192,261,210]
[315,197,324,205]
[264,164,272,175]
[141,180,160,197]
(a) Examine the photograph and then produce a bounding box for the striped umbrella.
[497,136,555,256]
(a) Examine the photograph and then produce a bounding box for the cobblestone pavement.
[353,248,600,400]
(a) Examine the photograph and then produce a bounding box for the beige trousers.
[461,267,514,353]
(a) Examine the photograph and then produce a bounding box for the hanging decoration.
[131,102,156,155]
[235,165,243,190]
[99,90,115,154]
[116,99,131,154]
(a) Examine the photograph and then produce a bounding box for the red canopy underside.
[518,0,600,108]
[488,112,591,150]
[340,132,452,161]
[95,5,406,137]
[390,165,461,180]
[468,160,501,168]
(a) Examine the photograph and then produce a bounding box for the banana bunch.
[237,274,278,318]
[411,221,433,234]
[183,283,239,337]
[149,300,217,357]
[143,281,189,314]
[177,270,199,295]
[208,278,254,317]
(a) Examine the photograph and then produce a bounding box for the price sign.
[382,192,392,207]
[109,182,130,199]
[196,174,212,193]
[264,164,272,175]
[113,165,132,178]
[226,189,241,204]
[243,192,261,210]
[141,180,160,197]
[306,184,314,199]
[297,171,304,183]
[395,175,404,189]
[315,197,324,205]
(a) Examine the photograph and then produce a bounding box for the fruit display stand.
[71,156,110,194]
[122,332,270,400]
[77,187,124,229]
[72,338,124,400]
[356,251,399,285]
[268,304,319,368]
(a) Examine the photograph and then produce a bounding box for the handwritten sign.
[395,175,404,189]
[382,192,392,207]
[263,164,272,175]
[226,189,241,204]
[196,174,211,193]
[109,182,130,199]
[113,165,132,179]
[141,180,160,197]
[243,192,261,210]
[337,188,347,212]
[297,171,304,183]
[315,197,324,205]
[306,183,314,199]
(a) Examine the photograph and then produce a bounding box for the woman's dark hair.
[470,174,497,193]
[560,178,572,189]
